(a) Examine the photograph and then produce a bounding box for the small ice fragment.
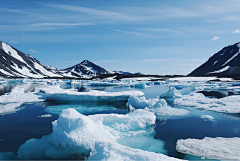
[201,115,214,121]
[38,114,52,118]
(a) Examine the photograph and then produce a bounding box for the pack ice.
[16,108,181,160]
[0,83,45,115]
[40,85,144,102]
[127,96,189,120]
[176,137,240,159]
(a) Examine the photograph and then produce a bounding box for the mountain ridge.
[188,42,240,76]
[0,41,112,78]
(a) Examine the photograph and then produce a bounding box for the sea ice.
[37,114,52,118]
[175,93,240,113]
[16,108,181,160]
[127,96,189,120]
[40,85,144,102]
[0,83,45,115]
[161,84,196,98]
[200,115,214,121]
[176,137,240,159]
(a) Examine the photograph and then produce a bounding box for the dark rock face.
[188,42,240,76]
[0,41,111,78]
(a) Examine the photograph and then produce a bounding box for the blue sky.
[1,0,240,75]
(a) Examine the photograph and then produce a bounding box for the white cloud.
[211,36,219,41]
[10,40,18,43]
[29,49,37,53]
[233,29,240,34]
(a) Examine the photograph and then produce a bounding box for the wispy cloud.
[111,29,159,38]
[46,4,141,21]
[10,40,18,43]
[233,29,240,34]
[211,36,219,41]
[29,49,37,53]
[31,22,92,27]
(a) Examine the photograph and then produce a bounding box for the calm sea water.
[0,84,240,160]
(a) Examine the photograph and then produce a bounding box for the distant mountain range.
[0,41,112,78]
[188,42,240,77]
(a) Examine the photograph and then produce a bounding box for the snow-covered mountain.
[0,41,112,78]
[188,42,240,76]
[60,60,113,78]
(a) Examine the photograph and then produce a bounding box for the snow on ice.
[127,96,189,120]
[15,108,181,160]
[40,85,144,102]
[176,137,240,159]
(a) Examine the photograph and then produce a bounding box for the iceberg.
[16,108,181,160]
[176,137,240,159]
[40,85,144,102]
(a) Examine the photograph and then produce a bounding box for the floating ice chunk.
[133,82,146,89]
[0,103,23,115]
[127,96,189,120]
[41,85,144,102]
[0,84,45,115]
[0,85,45,103]
[89,142,181,161]
[201,115,214,121]
[180,83,196,95]
[127,96,165,109]
[160,88,182,98]
[16,108,179,160]
[175,93,240,113]
[60,82,72,89]
[37,114,52,118]
[176,137,240,159]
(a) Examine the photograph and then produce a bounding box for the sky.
[1,0,240,75]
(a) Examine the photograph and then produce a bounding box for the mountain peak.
[188,42,240,76]
[80,60,92,65]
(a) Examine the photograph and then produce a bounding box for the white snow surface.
[208,66,230,74]
[222,52,240,66]
[17,108,181,160]
[0,83,45,115]
[175,93,240,113]
[168,77,233,82]
[127,96,189,119]
[41,85,144,102]
[176,137,240,159]
[2,42,25,63]
[200,115,214,121]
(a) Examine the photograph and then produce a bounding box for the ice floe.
[16,108,181,160]
[176,137,240,159]
[40,85,144,102]
[37,114,52,118]
[201,115,214,121]
[127,96,189,120]
[175,93,240,113]
[0,84,45,115]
